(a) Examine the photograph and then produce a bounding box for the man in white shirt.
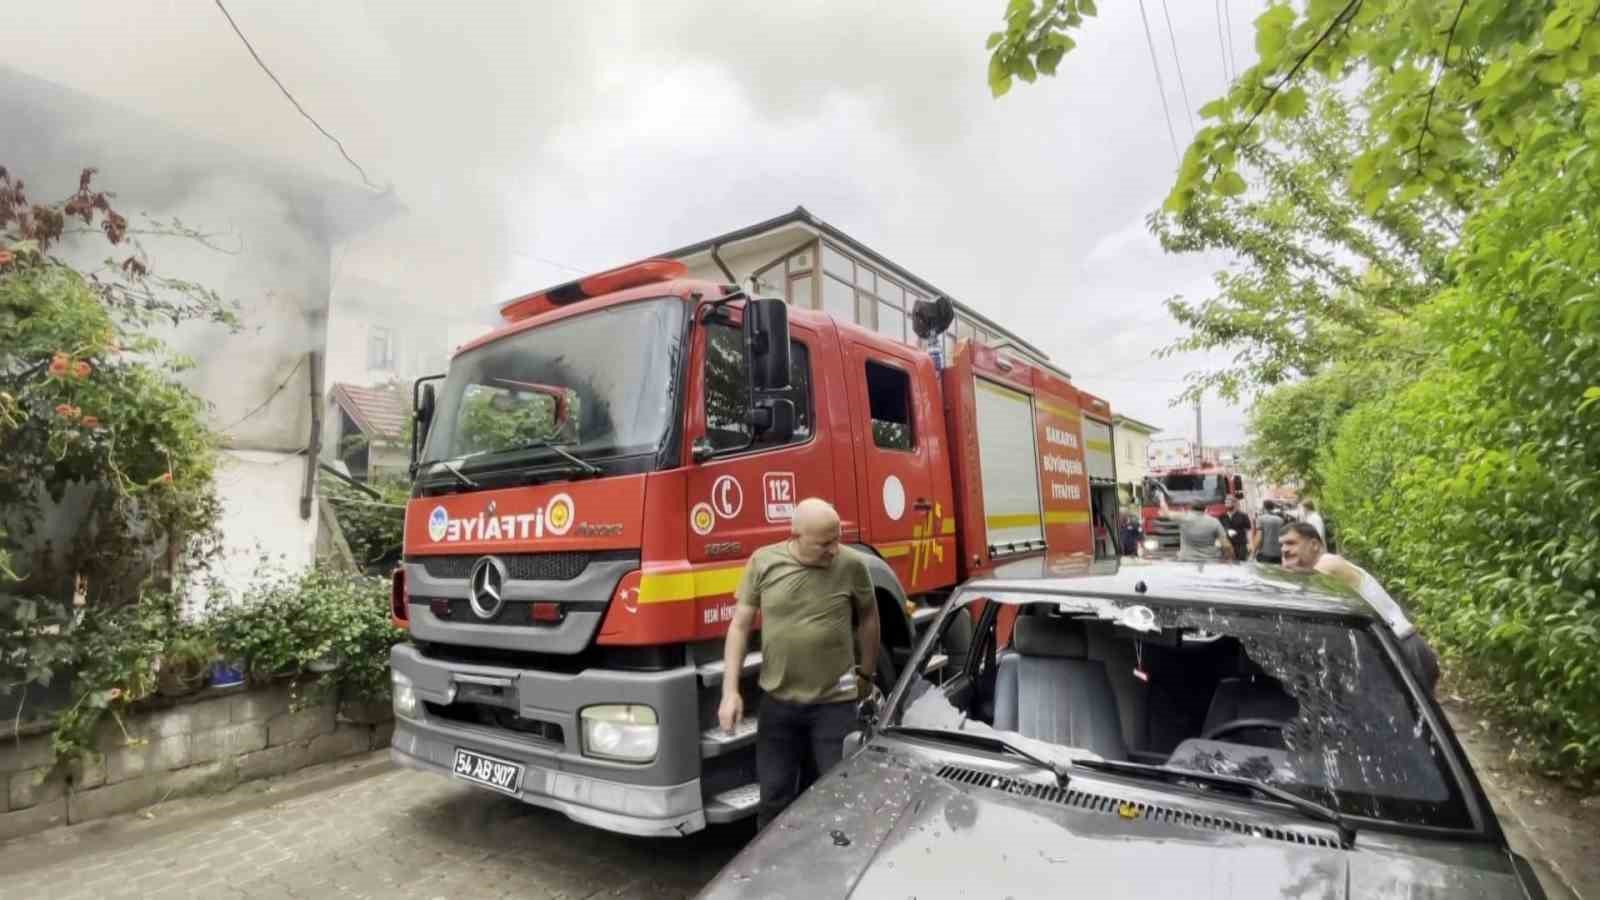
[1280,523,1438,692]
[1299,499,1327,543]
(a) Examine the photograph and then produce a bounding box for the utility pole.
[1194,397,1203,453]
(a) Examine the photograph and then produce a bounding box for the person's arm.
[719,557,763,733]
[718,605,757,732]
[1249,522,1261,558]
[1314,555,1363,592]
[851,558,879,696]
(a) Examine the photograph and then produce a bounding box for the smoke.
[1,0,1268,442]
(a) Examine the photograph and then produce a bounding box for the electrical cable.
[219,357,305,433]
[1136,0,1183,166]
[1159,0,1198,138]
[214,0,381,192]
[1215,0,1235,85]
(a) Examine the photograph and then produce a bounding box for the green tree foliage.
[989,1,1600,777]
[323,476,409,572]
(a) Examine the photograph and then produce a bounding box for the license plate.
[451,748,524,796]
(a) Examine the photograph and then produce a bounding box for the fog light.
[580,704,658,762]
[392,670,417,718]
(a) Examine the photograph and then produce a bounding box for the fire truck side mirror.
[410,376,443,477]
[745,297,791,393]
[1231,474,1245,494]
[749,397,796,442]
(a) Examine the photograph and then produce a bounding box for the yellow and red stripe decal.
[636,564,745,605]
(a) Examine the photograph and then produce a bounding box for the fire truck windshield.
[420,297,686,474]
[1157,473,1227,506]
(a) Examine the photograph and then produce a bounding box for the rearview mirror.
[744,297,791,392]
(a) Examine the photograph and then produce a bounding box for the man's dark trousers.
[755,695,857,828]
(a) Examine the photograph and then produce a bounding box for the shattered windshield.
[892,593,1472,830]
[421,298,685,469]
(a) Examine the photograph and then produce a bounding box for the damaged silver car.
[698,560,1547,899]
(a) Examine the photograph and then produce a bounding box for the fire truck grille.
[411,552,594,581]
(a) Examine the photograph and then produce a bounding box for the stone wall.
[0,682,392,842]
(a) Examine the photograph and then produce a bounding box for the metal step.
[704,782,761,824]
[696,652,763,688]
[700,715,758,758]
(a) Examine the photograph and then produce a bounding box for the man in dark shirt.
[1220,495,1252,563]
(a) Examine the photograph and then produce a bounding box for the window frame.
[864,357,918,453]
[368,325,396,371]
[699,322,817,460]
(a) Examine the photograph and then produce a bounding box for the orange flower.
[48,358,69,377]
[54,403,76,419]
[108,688,122,701]
[80,415,100,429]
[159,472,173,484]
[0,249,13,266]
[73,361,92,379]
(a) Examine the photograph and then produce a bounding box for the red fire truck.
[1139,438,1254,555]
[388,258,1117,836]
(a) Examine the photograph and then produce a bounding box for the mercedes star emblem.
[468,556,508,620]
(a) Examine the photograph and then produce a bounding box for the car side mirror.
[744,297,791,392]
[691,437,715,464]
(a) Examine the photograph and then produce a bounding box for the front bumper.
[389,642,707,837]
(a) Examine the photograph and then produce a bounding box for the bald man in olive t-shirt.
[719,498,880,828]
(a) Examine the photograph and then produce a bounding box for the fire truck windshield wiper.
[427,458,478,489]
[500,439,603,477]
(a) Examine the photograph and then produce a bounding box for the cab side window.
[866,360,915,451]
[703,323,812,453]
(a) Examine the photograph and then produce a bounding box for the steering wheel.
[1202,717,1288,742]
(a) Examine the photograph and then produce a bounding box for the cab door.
[683,316,829,635]
[846,339,947,592]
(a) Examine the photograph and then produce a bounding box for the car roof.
[961,558,1380,620]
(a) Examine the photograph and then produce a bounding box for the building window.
[703,324,813,454]
[791,274,814,309]
[368,326,396,371]
[865,360,915,451]
[822,274,855,322]
[754,260,786,299]
[877,303,906,341]
[822,243,853,281]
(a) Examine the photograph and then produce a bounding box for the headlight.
[580,704,659,763]
[1143,538,1160,550]
[392,670,417,718]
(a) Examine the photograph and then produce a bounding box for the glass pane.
[754,263,786,299]
[703,323,752,452]
[790,274,814,308]
[856,293,877,328]
[866,361,914,450]
[958,318,978,341]
[877,303,905,342]
[790,249,812,273]
[855,264,876,292]
[754,342,814,448]
[822,243,852,281]
[822,275,854,321]
[880,280,905,307]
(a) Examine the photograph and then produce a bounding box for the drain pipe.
[300,350,323,520]
[710,243,737,284]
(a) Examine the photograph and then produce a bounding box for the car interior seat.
[993,614,1129,760]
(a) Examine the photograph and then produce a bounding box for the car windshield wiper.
[882,726,1070,788]
[1067,757,1356,845]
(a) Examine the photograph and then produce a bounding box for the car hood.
[698,742,1526,900]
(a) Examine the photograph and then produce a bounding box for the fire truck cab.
[388,259,1114,836]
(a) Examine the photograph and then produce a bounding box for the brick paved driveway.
[0,756,751,899]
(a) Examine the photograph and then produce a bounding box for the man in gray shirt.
[1177,501,1228,561]
[1252,499,1285,564]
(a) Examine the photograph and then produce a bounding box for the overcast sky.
[3,0,1267,443]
